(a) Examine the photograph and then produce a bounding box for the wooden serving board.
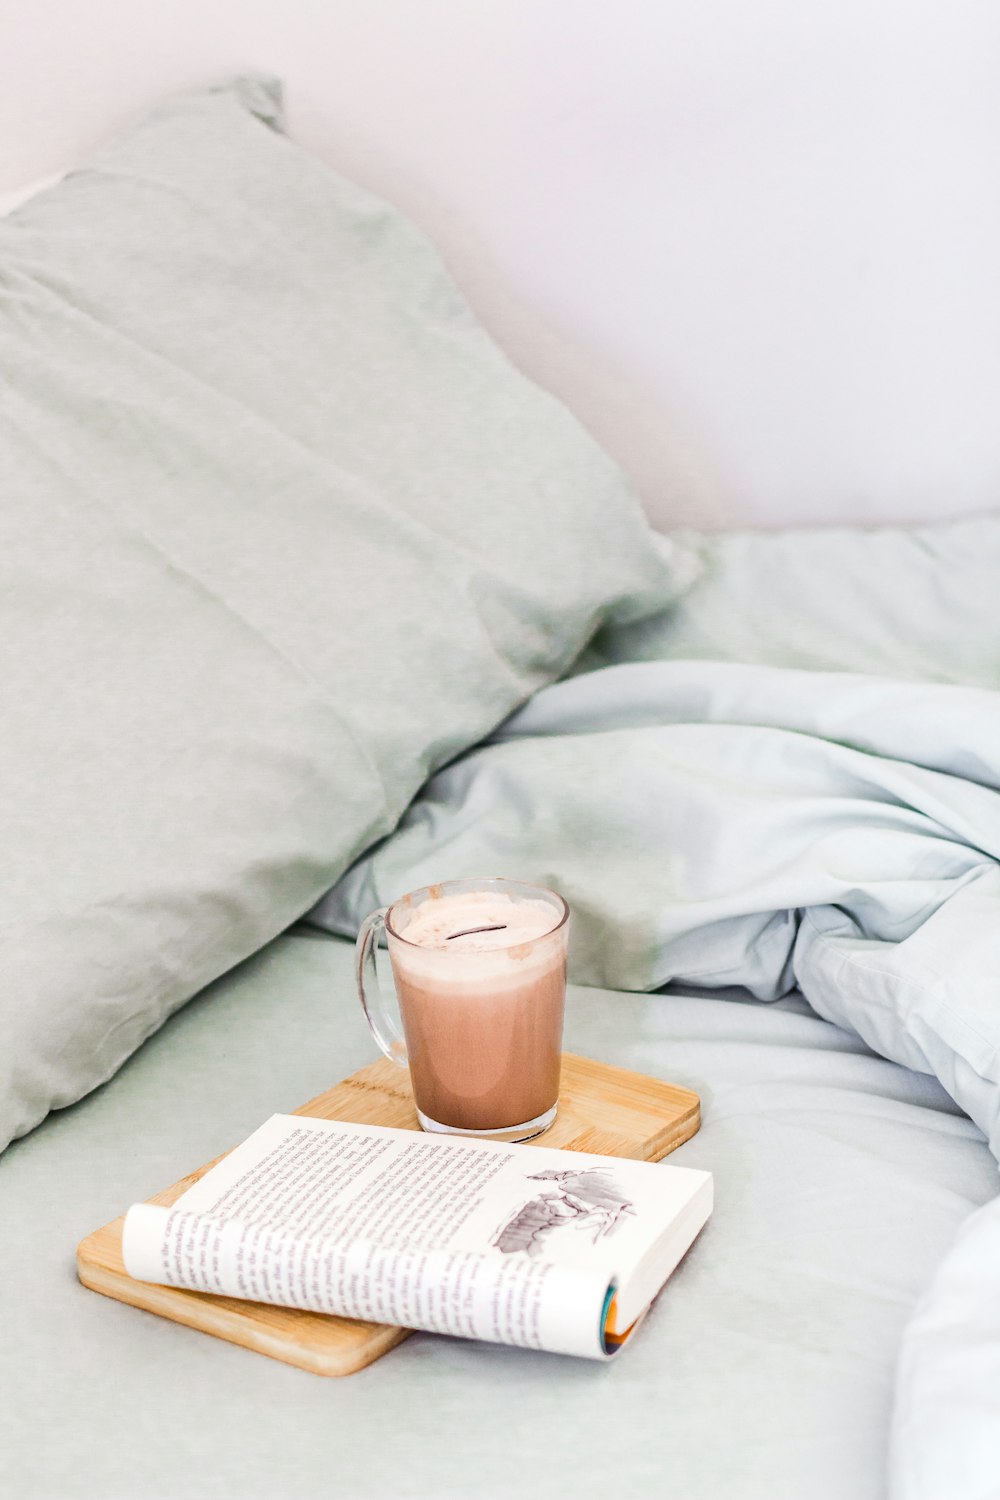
[77,1053,700,1377]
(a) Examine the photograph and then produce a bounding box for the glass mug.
[355,877,569,1142]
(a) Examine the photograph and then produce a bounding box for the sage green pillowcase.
[0,76,669,1151]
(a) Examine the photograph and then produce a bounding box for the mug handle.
[355,908,408,1066]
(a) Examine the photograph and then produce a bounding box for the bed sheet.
[0,929,992,1500]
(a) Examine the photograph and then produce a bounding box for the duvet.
[312,516,1000,1500]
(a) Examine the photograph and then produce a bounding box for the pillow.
[0,75,669,1152]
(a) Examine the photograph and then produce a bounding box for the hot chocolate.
[385,884,568,1135]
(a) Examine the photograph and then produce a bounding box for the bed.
[3,931,992,1500]
[2,10,999,1499]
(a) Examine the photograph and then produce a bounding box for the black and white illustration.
[491,1167,637,1258]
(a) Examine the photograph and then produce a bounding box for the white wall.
[2,1,999,531]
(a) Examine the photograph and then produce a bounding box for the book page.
[123,1115,710,1359]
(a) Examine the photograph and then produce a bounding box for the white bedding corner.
[0,171,64,215]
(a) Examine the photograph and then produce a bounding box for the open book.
[122,1115,712,1361]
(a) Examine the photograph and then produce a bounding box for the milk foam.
[394,892,556,950]
[388,890,566,991]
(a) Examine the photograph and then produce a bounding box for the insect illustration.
[492,1168,636,1257]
